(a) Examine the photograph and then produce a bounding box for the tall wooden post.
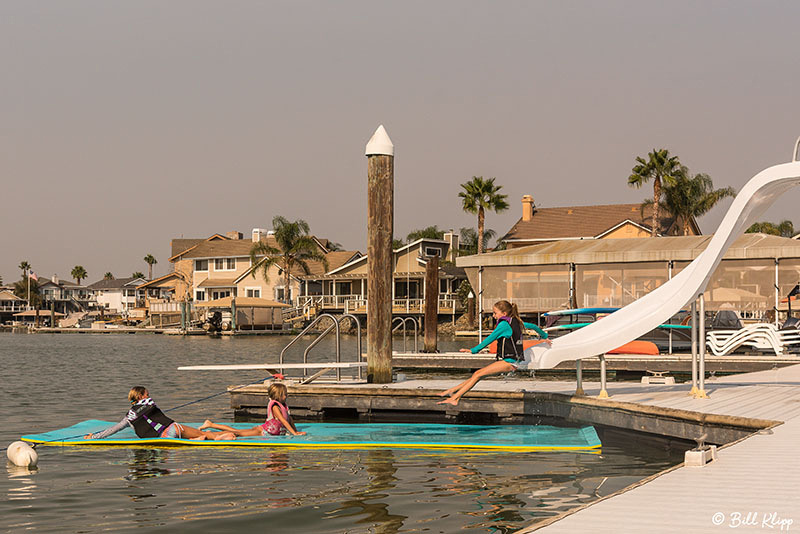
[366,125,394,383]
[423,254,439,352]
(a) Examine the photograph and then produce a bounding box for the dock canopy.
[14,310,65,317]
[196,297,289,308]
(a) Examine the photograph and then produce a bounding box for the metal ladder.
[279,313,363,382]
[392,316,419,353]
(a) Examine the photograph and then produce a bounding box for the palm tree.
[249,216,329,303]
[746,220,795,237]
[70,265,87,285]
[458,176,509,254]
[406,225,445,242]
[143,254,157,280]
[18,261,31,279]
[628,149,682,236]
[131,271,145,279]
[14,278,41,307]
[643,167,736,236]
[103,272,115,280]
[458,227,497,255]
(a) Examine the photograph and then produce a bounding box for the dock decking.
[522,364,800,532]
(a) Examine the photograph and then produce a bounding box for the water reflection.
[125,449,171,480]
[332,449,406,534]
[6,463,38,501]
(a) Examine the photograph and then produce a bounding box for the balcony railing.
[0,303,27,312]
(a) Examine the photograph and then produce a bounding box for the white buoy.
[7,441,38,468]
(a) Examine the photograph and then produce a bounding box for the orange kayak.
[488,339,659,355]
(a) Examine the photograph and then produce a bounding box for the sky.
[2,1,800,285]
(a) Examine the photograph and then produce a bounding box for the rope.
[4,374,282,451]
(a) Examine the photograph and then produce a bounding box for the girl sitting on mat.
[438,300,548,406]
[200,382,306,437]
[84,386,234,441]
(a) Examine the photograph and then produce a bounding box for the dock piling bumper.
[575,359,585,396]
[597,355,609,399]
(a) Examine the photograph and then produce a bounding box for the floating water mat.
[22,420,601,452]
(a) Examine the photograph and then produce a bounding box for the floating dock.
[224,364,800,532]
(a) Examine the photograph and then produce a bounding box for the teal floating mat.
[22,420,601,452]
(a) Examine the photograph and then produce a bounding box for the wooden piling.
[424,254,439,352]
[366,125,394,383]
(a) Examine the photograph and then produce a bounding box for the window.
[440,279,449,293]
[214,258,235,271]
[424,247,441,257]
[211,290,231,300]
[195,260,208,271]
[195,290,206,301]
[246,288,261,298]
[275,287,285,302]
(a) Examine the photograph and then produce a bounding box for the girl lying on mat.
[200,382,306,437]
[84,386,234,441]
[438,300,548,406]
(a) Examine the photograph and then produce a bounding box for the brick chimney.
[522,195,535,222]
[226,231,243,240]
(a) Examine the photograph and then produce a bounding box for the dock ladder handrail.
[392,316,418,352]
[280,313,363,382]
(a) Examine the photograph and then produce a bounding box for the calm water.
[1,333,684,532]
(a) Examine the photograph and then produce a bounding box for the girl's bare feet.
[436,397,459,406]
[199,419,213,430]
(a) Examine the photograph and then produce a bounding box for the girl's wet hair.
[128,386,148,402]
[268,382,287,401]
[494,300,522,323]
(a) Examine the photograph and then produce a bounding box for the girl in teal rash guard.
[437,300,548,406]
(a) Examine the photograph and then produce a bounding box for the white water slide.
[528,158,800,370]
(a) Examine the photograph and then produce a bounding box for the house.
[300,237,467,316]
[86,277,147,314]
[0,289,26,324]
[37,275,94,314]
[499,195,700,249]
[169,228,361,307]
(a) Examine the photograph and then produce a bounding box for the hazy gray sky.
[2,1,799,284]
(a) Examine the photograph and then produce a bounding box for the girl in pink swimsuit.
[200,382,306,438]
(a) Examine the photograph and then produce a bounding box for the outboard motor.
[204,311,223,333]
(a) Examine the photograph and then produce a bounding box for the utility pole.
[366,125,394,383]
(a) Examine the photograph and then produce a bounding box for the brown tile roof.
[171,239,206,258]
[198,277,239,288]
[179,238,276,260]
[501,203,679,242]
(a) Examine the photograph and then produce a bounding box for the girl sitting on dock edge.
[438,300,548,406]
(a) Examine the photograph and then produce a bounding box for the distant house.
[500,195,700,249]
[300,237,467,316]
[37,275,94,314]
[169,228,361,306]
[87,277,147,313]
[0,289,26,324]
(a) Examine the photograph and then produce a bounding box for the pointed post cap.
[365,125,394,156]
